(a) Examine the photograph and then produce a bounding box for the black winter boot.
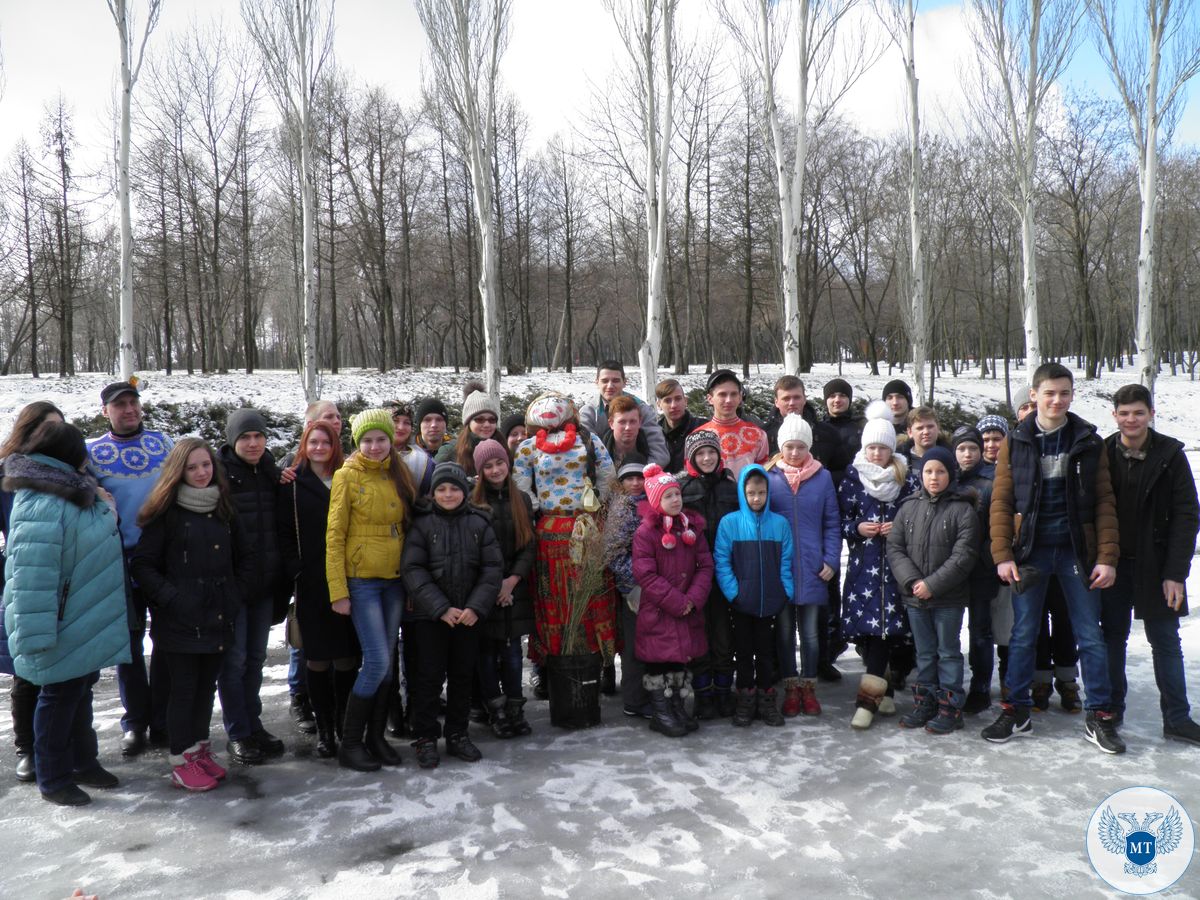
[670,671,699,732]
[757,688,785,727]
[338,692,382,772]
[366,685,402,766]
[307,668,338,759]
[693,686,719,720]
[486,696,515,739]
[899,685,939,729]
[601,664,617,696]
[644,674,687,737]
[387,683,408,737]
[506,697,533,736]
[732,689,757,727]
[290,693,317,735]
[925,690,964,734]
[332,668,356,741]
[715,674,737,718]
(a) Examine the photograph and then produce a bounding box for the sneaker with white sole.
[1084,710,1126,755]
[171,751,219,792]
[981,704,1032,742]
[195,741,227,781]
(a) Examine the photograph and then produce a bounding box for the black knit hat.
[414,397,448,426]
[24,421,87,469]
[705,369,741,393]
[881,379,913,408]
[951,426,983,451]
[431,461,470,494]
[226,408,268,446]
[823,378,853,401]
[500,413,526,440]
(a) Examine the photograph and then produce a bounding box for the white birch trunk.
[902,0,927,404]
[297,20,318,402]
[782,0,811,375]
[1020,11,1043,376]
[1135,16,1162,395]
[114,0,135,381]
[469,129,502,399]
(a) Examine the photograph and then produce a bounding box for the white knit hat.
[776,413,812,449]
[861,400,897,451]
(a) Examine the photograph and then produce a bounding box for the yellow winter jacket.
[326,453,407,602]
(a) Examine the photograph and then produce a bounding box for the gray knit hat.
[226,408,268,446]
[461,390,500,426]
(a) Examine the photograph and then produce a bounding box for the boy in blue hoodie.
[714,464,794,727]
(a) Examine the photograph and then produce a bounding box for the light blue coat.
[2,454,131,685]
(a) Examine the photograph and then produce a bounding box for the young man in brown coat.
[981,363,1125,753]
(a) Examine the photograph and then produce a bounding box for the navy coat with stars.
[837,463,917,639]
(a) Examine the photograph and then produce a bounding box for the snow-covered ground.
[1,364,1198,898]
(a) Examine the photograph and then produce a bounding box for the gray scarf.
[176,484,220,514]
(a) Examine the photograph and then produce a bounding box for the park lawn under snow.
[1,363,1198,898]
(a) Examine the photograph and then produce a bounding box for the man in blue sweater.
[87,380,174,756]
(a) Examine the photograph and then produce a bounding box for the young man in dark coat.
[1100,384,1200,746]
[983,363,1124,754]
[823,378,864,470]
[656,378,706,473]
[217,409,287,765]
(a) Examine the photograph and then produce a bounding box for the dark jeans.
[10,674,39,755]
[165,652,223,755]
[732,610,777,690]
[218,596,274,740]
[1006,543,1111,710]
[347,578,404,698]
[477,638,524,700]
[408,618,483,740]
[33,671,100,794]
[288,646,306,696]
[1101,560,1192,726]
[777,603,821,680]
[620,597,648,709]
[1035,577,1078,680]
[906,605,965,706]
[689,587,734,685]
[819,576,847,663]
[967,582,997,694]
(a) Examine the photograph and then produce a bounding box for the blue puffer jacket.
[2,454,131,685]
[0,463,18,675]
[714,465,794,617]
[766,461,841,605]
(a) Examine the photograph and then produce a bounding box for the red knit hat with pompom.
[643,464,697,549]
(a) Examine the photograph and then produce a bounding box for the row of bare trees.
[1,0,1198,402]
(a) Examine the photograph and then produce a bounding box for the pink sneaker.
[171,752,218,792]
[195,741,227,781]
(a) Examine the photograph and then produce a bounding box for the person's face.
[981,430,1004,463]
[620,473,645,495]
[744,478,768,512]
[1113,402,1152,443]
[908,417,938,449]
[658,387,687,424]
[235,431,266,466]
[421,414,446,445]
[781,440,810,467]
[1017,402,1035,422]
[826,392,850,416]
[183,447,213,489]
[305,429,334,466]
[707,382,741,420]
[469,412,497,439]
[864,443,892,466]
[1031,378,1073,423]
[659,486,683,517]
[103,393,143,433]
[955,442,981,472]
[316,404,342,434]
[774,387,807,417]
[597,369,626,403]
[481,456,509,486]
[922,460,950,495]
[506,425,527,455]
[359,430,392,461]
[434,482,465,510]
[693,447,719,474]
[885,393,910,420]
[392,414,412,447]
[611,410,641,447]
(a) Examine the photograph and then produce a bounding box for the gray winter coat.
[886,486,979,609]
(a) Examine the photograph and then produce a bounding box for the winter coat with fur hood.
[633,508,714,664]
[2,454,130,685]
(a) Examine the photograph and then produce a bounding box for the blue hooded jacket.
[713,464,794,618]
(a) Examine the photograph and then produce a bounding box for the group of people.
[1,360,1197,808]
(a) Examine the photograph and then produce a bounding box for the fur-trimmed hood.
[2,454,97,508]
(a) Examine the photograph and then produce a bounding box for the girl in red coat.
[633,465,715,737]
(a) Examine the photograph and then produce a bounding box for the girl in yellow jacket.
[326,408,415,772]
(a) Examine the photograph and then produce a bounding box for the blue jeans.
[777,604,821,680]
[906,606,965,706]
[34,671,100,794]
[1101,560,1192,726]
[477,638,524,700]
[967,582,996,694]
[348,578,404,698]
[218,596,274,740]
[1005,543,1111,710]
[287,646,306,696]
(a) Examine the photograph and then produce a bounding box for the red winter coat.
[632,508,714,664]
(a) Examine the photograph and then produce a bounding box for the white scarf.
[852,450,907,504]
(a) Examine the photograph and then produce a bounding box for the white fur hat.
[776,413,812,449]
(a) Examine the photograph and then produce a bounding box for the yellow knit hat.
[350,408,395,445]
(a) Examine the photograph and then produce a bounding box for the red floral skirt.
[531,514,617,662]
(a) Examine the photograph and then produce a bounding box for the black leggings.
[165,652,223,756]
[731,611,777,690]
[861,635,900,679]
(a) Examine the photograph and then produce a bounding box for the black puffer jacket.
[131,506,255,654]
[959,461,998,593]
[401,500,504,622]
[677,467,739,552]
[826,412,864,476]
[660,411,708,474]
[886,486,979,609]
[220,445,286,621]
[478,483,537,640]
